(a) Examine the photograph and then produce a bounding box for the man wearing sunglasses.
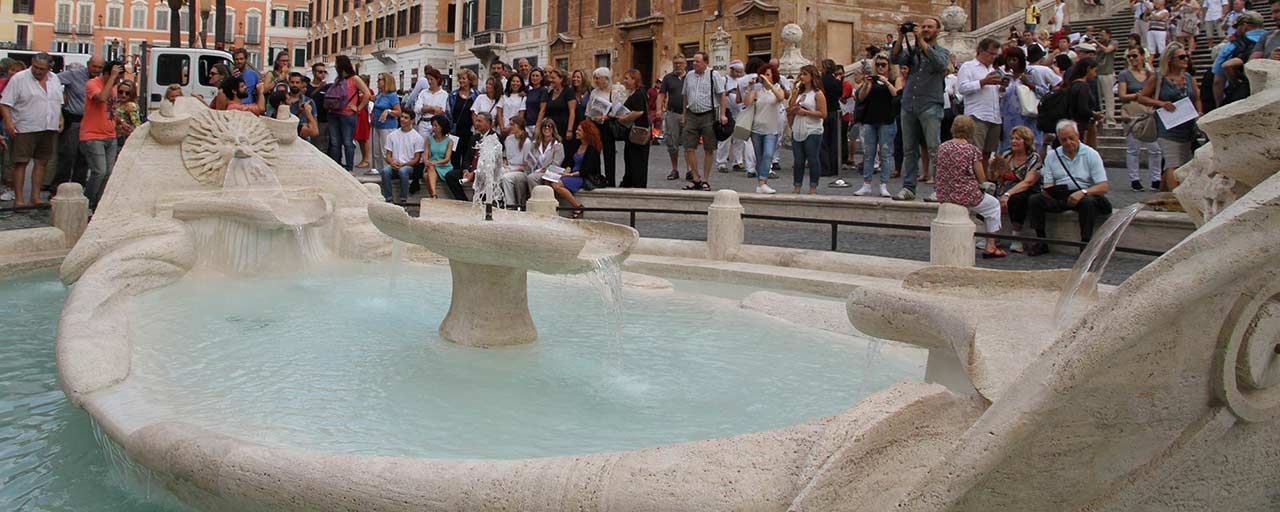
[307,62,331,155]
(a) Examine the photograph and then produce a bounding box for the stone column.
[526,185,558,216]
[439,260,537,347]
[707,190,744,260]
[51,183,89,247]
[930,203,975,267]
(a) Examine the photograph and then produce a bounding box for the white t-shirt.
[415,88,449,118]
[471,94,500,118]
[1203,0,1224,21]
[499,93,526,124]
[504,135,529,170]
[384,128,425,165]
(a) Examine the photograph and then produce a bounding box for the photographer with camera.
[81,59,125,210]
[889,16,951,201]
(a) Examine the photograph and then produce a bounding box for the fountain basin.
[369,200,638,275]
[368,200,639,346]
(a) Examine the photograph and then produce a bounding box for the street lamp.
[200,6,211,48]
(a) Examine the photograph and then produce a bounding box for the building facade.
[548,0,948,83]
[13,1,275,69]
[449,0,549,83]
[266,0,312,72]
[306,0,455,91]
[1,0,36,50]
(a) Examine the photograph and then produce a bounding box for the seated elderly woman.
[992,125,1043,253]
[1025,119,1112,256]
[499,116,532,207]
[934,115,1004,258]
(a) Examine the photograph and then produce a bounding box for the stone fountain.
[42,61,1280,510]
[368,200,637,346]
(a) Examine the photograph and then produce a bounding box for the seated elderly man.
[1025,119,1112,256]
[444,112,499,202]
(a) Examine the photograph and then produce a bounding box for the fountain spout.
[485,202,494,221]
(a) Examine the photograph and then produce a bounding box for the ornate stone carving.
[181,111,279,187]
[1215,281,1280,423]
[779,23,811,77]
[941,1,969,32]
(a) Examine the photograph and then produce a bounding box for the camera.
[899,21,917,34]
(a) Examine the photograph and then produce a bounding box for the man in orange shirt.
[82,60,123,209]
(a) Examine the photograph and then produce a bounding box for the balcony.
[55,21,73,34]
[75,24,93,35]
[0,41,31,50]
[467,30,505,60]
[246,33,261,44]
[372,37,397,64]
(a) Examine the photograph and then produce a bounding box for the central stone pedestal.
[440,261,537,347]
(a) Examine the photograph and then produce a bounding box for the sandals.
[982,248,1008,259]
[683,181,712,191]
[701,182,711,191]
[570,209,584,219]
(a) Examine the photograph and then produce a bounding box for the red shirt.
[81,76,117,141]
[935,139,985,208]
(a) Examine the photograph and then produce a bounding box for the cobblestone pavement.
[0,208,51,231]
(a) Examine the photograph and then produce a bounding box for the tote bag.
[732,104,756,141]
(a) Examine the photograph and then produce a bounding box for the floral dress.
[115,100,142,146]
[934,139,984,207]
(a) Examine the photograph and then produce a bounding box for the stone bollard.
[51,182,89,247]
[930,203,975,267]
[527,185,558,216]
[707,189,744,260]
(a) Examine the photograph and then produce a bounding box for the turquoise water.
[0,270,178,511]
[129,264,925,459]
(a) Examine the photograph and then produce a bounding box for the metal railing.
[75,24,93,35]
[54,22,74,34]
[549,206,1165,257]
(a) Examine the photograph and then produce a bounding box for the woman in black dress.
[540,68,578,167]
[447,69,479,169]
[616,69,651,187]
[524,68,547,137]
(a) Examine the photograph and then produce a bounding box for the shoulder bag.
[1015,83,1039,117]
[732,103,756,141]
[1126,77,1161,143]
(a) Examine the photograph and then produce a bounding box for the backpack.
[1036,86,1069,133]
[324,77,350,114]
[1221,37,1257,105]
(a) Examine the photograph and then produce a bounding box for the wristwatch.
[1081,189,1089,196]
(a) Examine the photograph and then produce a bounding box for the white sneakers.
[853,183,893,197]
[756,184,777,194]
[364,168,380,175]
[0,187,13,202]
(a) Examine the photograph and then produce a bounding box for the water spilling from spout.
[388,240,405,291]
[1054,203,1145,329]
[585,257,625,375]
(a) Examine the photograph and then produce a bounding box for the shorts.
[682,110,717,152]
[1157,138,1194,169]
[663,113,684,155]
[11,130,57,163]
[972,119,1002,154]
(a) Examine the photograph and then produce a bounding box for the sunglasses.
[1127,54,1141,58]
[876,63,888,67]
[1176,54,1189,60]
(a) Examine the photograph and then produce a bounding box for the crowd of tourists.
[1,0,1277,252]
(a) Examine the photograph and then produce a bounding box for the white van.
[140,46,233,115]
[0,50,90,73]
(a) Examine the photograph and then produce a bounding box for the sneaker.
[878,184,891,197]
[768,171,778,179]
[746,170,757,178]
[756,184,777,194]
[771,162,781,171]
[874,161,881,171]
[732,164,745,172]
[830,178,852,188]
[1151,180,1161,191]
[892,188,916,201]
[853,183,873,196]
[666,170,679,180]
[365,168,380,175]
[717,165,729,173]
[0,187,13,201]
[923,192,939,203]
[1131,180,1144,191]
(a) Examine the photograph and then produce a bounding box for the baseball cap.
[729,60,745,70]
[1237,11,1265,26]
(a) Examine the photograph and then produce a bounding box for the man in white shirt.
[380,111,425,204]
[0,52,63,206]
[957,38,1005,159]
[1203,0,1226,42]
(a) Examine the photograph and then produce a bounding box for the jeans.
[81,137,118,209]
[327,113,358,171]
[1126,133,1163,182]
[860,123,895,183]
[750,132,778,179]
[792,133,822,188]
[380,165,413,201]
[899,104,943,192]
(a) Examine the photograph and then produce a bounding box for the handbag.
[732,104,756,141]
[628,125,652,145]
[1049,148,1114,213]
[1015,83,1039,117]
[604,119,629,140]
[1125,76,1163,143]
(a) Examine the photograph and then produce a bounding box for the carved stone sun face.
[181,110,279,186]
